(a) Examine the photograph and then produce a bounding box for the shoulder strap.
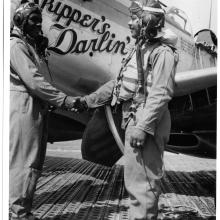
[135,42,160,105]
[142,42,160,71]
[111,46,136,107]
[136,42,160,91]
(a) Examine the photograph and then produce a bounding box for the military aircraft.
[14,0,218,166]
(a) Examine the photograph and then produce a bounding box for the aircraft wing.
[174,67,217,97]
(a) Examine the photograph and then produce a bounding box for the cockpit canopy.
[165,6,193,36]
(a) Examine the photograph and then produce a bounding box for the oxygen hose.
[105,105,124,154]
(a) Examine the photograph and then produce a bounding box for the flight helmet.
[13,2,42,34]
[129,0,165,40]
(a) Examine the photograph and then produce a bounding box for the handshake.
[63,96,88,113]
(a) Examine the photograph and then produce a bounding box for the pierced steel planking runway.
[32,147,216,220]
[33,158,128,220]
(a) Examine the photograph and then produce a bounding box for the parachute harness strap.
[111,46,136,112]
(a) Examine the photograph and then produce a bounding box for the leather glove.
[64,96,88,113]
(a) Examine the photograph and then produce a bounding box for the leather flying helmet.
[13,2,42,33]
[129,0,165,39]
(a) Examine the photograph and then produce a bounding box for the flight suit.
[124,43,177,220]
[10,32,67,218]
[84,41,177,219]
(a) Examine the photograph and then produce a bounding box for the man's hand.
[64,96,88,113]
[130,127,148,148]
[72,97,88,113]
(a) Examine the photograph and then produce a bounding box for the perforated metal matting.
[32,155,216,220]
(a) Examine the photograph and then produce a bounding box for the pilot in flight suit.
[10,2,77,220]
[75,0,179,219]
